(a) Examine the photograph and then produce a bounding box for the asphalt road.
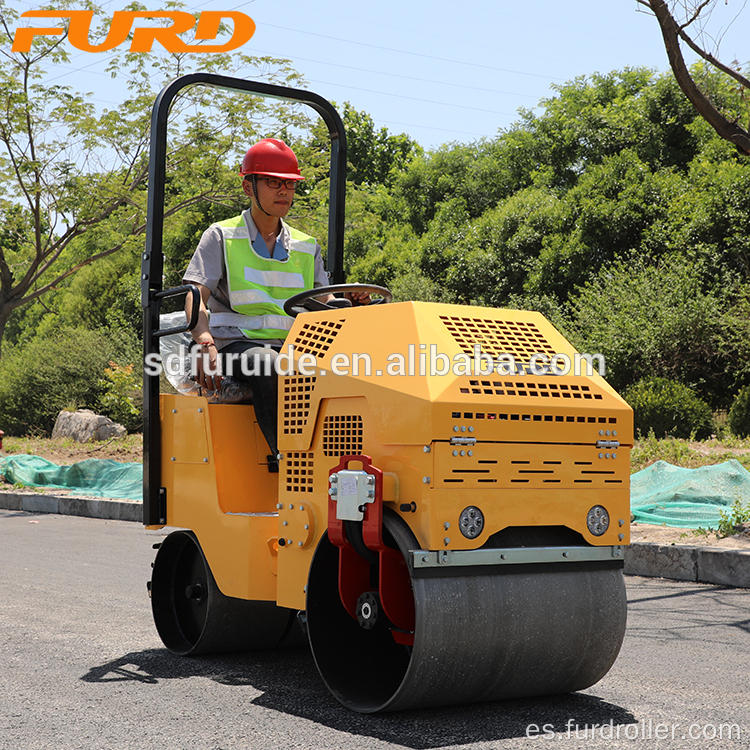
[1,509,748,750]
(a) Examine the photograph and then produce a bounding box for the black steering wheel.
[283,284,392,317]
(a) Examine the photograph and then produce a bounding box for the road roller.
[141,75,632,713]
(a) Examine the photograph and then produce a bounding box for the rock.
[51,409,127,443]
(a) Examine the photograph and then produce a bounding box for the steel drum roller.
[306,513,627,713]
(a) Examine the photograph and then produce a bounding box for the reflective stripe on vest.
[218,214,316,340]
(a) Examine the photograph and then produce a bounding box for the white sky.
[7,0,750,150]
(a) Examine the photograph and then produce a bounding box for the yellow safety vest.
[215,214,316,340]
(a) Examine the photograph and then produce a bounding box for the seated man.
[183,138,367,471]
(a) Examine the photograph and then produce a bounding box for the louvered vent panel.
[285,452,314,493]
[293,319,345,359]
[323,415,364,457]
[458,378,603,401]
[440,315,557,359]
[282,376,316,435]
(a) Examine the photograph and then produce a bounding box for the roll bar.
[141,74,347,525]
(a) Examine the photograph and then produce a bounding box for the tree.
[0,0,305,355]
[639,0,750,155]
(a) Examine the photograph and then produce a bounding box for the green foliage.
[98,362,142,433]
[717,498,750,538]
[0,328,125,436]
[623,377,714,440]
[728,387,750,438]
[568,258,733,403]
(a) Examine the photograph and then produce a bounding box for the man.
[183,138,367,470]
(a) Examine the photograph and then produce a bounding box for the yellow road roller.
[141,76,632,714]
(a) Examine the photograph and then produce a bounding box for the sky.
[6,0,750,150]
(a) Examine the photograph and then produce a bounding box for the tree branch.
[646,0,750,156]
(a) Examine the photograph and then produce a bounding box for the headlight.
[459,506,484,539]
[587,505,610,536]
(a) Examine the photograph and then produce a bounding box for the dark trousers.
[219,341,281,459]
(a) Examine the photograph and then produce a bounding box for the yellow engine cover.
[273,302,632,610]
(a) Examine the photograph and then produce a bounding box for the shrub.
[623,376,714,439]
[728,386,750,438]
[0,328,123,436]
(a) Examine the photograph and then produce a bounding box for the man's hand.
[194,342,222,392]
[344,289,372,305]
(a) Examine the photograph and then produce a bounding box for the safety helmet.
[239,138,304,181]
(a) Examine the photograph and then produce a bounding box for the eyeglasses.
[259,177,299,190]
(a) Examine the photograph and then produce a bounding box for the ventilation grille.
[441,458,623,488]
[292,319,345,359]
[282,376,316,435]
[323,415,363,457]
[285,452,314,493]
[440,316,557,359]
[452,410,616,425]
[459,379,603,400]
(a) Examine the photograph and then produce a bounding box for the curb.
[2,490,748,589]
[0,490,141,523]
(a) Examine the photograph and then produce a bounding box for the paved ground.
[1,509,748,750]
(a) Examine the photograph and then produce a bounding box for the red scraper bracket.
[328,455,415,644]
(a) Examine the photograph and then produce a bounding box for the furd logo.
[11,9,256,53]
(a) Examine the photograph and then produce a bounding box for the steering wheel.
[283,284,392,317]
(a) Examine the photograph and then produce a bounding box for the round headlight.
[459,506,484,539]
[587,505,610,536]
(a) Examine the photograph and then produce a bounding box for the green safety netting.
[630,459,750,529]
[0,455,142,502]
[2,454,749,529]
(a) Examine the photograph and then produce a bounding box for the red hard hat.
[239,138,304,180]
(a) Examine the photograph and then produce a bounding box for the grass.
[630,433,750,473]
[1,433,143,464]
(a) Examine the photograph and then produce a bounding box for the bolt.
[283,521,288,526]
[366,475,375,485]
[444,522,451,530]
[367,489,375,498]
[460,450,466,457]
[469,426,474,433]
[172,409,177,414]
[598,453,604,459]
[619,533,624,541]
[277,503,283,510]
[619,518,624,527]
[330,474,338,483]
[421,555,429,563]
[298,541,303,547]
[287,539,292,545]
[423,445,431,453]
[304,524,309,530]
[613,431,618,437]
[599,430,604,436]
[562,551,569,558]
[468,451,473,457]
[453,426,459,432]
[444,537,450,546]
[329,488,337,496]
[203,458,209,463]
[453,450,459,457]
[288,504,294,509]
[606,430,611,436]
[461,425,466,432]
[423,476,430,484]
[612,453,617,459]
[300,505,305,511]
[171,457,176,462]
[605,453,610,459]
[500,554,506,560]
[198,408,203,414]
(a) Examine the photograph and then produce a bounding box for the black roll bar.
[141,74,347,525]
